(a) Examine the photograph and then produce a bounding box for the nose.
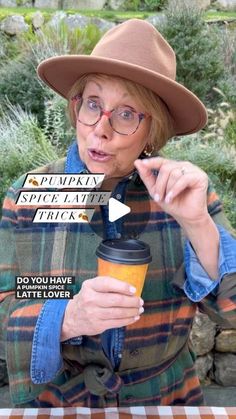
[93,113,113,139]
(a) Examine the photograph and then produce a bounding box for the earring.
[143,144,154,157]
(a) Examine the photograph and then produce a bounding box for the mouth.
[87,148,113,162]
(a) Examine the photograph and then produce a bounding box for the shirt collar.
[65,140,88,174]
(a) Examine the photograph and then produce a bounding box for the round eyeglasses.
[72,95,148,136]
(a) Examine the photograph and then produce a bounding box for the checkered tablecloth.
[0,406,236,418]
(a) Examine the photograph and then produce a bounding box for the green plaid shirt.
[0,157,236,407]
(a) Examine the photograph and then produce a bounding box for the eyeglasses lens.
[75,98,141,135]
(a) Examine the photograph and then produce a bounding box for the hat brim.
[37,55,207,136]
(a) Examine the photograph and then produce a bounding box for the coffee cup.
[96,239,152,296]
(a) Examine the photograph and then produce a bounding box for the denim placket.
[100,180,130,369]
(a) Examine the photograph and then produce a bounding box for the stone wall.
[190,312,236,386]
[0,0,236,11]
[0,11,115,34]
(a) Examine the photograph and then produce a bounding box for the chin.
[86,161,110,175]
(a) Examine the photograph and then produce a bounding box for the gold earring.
[143,144,154,157]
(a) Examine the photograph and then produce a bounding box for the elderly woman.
[0,19,235,408]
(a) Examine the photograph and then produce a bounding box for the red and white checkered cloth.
[0,406,236,418]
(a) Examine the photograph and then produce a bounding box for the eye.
[86,98,100,112]
[118,107,135,121]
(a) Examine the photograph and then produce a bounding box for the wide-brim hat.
[37,18,207,136]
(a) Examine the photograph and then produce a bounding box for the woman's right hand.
[60,276,144,341]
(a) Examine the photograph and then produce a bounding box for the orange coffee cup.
[96,239,152,297]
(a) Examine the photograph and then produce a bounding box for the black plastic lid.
[96,239,152,265]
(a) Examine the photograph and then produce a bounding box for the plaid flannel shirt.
[0,157,236,408]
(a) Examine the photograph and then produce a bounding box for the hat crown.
[91,19,176,80]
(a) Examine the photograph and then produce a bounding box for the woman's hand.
[134,156,219,279]
[134,157,209,226]
[61,276,143,341]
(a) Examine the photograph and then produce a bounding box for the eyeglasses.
[72,95,147,136]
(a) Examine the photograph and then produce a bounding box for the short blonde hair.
[68,74,174,151]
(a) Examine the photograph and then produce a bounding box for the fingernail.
[140,298,144,306]
[139,307,144,314]
[130,286,136,294]
[134,315,140,321]
[154,193,160,202]
[165,191,173,204]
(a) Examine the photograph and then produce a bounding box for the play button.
[108,197,131,222]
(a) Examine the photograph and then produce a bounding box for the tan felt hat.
[37,18,208,136]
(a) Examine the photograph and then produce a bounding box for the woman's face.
[75,77,151,180]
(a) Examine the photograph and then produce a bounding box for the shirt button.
[116,194,121,200]
[116,233,121,239]
[130,349,139,357]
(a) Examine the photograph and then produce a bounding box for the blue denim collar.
[65,140,89,174]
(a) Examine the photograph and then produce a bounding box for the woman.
[0,18,235,408]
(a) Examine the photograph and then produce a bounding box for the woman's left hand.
[134,157,209,226]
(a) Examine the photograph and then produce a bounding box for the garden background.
[0,0,235,227]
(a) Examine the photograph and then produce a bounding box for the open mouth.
[88,149,113,162]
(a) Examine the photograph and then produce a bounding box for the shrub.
[28,22,102,60]
[122,0,141,11]
[217,29,236,106]
[204,88,235,142]
[122,0,166,11]
[162,135,236,228]
[141,0,167,11]
[0,104,60,213]
[217,74,236,107]
[0,32,22,69]
[162,91,236,229]
[0,54,51,127]
[0,22,102,128]
[225,118,236,147]
[158,0,224,104]
[43,95,75,155]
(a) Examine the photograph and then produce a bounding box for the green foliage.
[141,0,167,12]
[0,54,51,127]
[0,6,235,22]
[225,118,236,147]
[217,74,236,106]
[158,0,224,103]
[216,29,236,106]
[162,90,236,228]
[162,91,236,228]
[0,104,60,209]
[205,11,236,20]
[163,135,236,228]
[43,95,75,155]
[16,0,28,5]
[27,22,102,59]
[0,33,22,69]
[122,0,141,12]
[122,0,166,11]
[204,88,235,142]
[0,22,102,128]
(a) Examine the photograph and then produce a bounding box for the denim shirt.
[30,141,236,385]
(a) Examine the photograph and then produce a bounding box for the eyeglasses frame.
[72,94,148,136]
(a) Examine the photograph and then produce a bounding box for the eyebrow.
[89,80,129,99]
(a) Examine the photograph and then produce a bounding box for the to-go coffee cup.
[96,239,152,297]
